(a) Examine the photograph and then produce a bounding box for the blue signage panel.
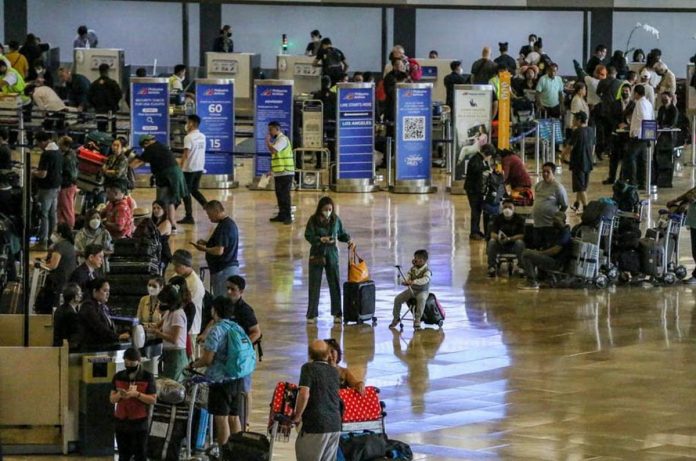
[196,81,235,175]
[254,82,293,176]
[130,79,169,173]
[641,119,658,141]
[337,86,374,180]
[395,85,432,181]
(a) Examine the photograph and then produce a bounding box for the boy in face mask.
[486,200,526,277]
[390,249,432,330]
[110,347,157,461]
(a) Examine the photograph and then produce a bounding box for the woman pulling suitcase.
[304,196,354,324]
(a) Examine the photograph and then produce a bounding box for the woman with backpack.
[151,200,172,273]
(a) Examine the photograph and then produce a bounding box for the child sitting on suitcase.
[390,249,432,330]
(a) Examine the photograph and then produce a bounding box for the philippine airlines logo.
[138,88,149,95]
[262,89,273,96]
[404,91,413,97]
[346,93,355,100]
[405,154,423,166]
[205,89,215,96]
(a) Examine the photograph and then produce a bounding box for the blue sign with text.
[131,80,169,173]
[395,86,432,181]
[254,83,293,176]
[641,119,658,141]
[337,86,374,180]
[196,81,235,175]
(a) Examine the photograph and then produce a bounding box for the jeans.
[487,239,525,268]
[521,249,560,282]
[691,228,696,278]
[115,429,147,461]
[274,174,294,219]
[36,187,59,242]
[210,265,239,298]
[393,289,428,325]
[622,139,647,187]
[295,431,340,461]
[468,195,483,237]
[307,261,342,318]
[57,184,77,229]
[183,171,207,218]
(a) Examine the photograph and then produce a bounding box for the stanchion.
[646,141,654,196]
[386,136,393,189]
[692,115,696,166]
[534,123,541,176]
[18,106,30,346]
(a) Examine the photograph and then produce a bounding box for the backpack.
[323,48,345,79]
[612,180,641,213]
[483,171,505,206]
[220,319,256,380]
[407,58,422,81]
[581,199,618,227]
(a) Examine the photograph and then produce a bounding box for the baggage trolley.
[561,217,614,289]
[28,258,49,312]
[645,210,688,285]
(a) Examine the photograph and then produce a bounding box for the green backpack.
[220,319,256,379]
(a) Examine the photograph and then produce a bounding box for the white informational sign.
[453,85,493,181]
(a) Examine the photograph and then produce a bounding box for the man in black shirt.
[444,61,467,111]
[305,30,322,57]
[313,38,348,85]
[69,244,104,291]
[58,67,90,110]
[32,131,63,250]
[487,199,526,277]
[470,47,497,85]
[293,339,341,461]
[464,144,496,240]
[585,45,607,76]
[87,64,122,131]
[494,42,517,73]
[565,111,594,212]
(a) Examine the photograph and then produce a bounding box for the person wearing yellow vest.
[169,64,186,95]
[0,60,30,104]
[266,121,295,225]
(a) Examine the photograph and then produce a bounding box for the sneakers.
[518,281,540,291]
[30,241,48,252]
[487,267,497,278]
[333,316,343,324]
[683,276,696,285]
[306,317,317,324]
[413,322,422,330]
[171,226,179,235]
[177,216,195,225]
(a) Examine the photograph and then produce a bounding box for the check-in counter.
[277,55,322,96]
[416,58,454,104]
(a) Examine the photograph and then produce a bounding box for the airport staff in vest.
[265,121,295,225]
[0,60,29,104]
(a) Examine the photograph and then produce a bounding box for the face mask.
[159,304,169,312]
[148,286,160,297]
[457,68,463,75]
[50,233,60,243]
[323,210,332,219]
[502,208,514,218]
[89,219,101,230]
[153,211,163,219]
[125,365,139,374]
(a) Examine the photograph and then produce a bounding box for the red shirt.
[112,368,156,423]
[502,154,532,189]
[103,198,133,239]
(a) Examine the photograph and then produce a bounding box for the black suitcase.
[408,292,446,327]
[147,402,188,461]
[108,274,151,295]
[221,431,270,461]
[113,238,160,259]
[343,281,376,325]
[639,238,664,277]
[108,257,160,275]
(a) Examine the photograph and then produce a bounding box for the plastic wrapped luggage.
[147,402,188,461]
[343,281,376,325]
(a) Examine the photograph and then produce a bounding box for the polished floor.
[8,153,696,460]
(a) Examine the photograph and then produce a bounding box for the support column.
[393,7,416,58]
[589,8,613,58]
[5,0,28,42]
[199,2,221,66]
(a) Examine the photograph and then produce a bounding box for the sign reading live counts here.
[196,80,235,175]
[337,85,374,180]
[395,85,432,181]
[254,81,293,177]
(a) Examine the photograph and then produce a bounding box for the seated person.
[53,282,82,348]
[500,148,532,191]
[389,249,432,330]
[74,209,113,261]
[78,277,129,350]
[69,244,104,291]
[102,182,134,239]
[487,200,526,277]
[519,211,572,290]
[324,338,365,394]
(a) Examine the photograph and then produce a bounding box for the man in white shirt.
[178,114,208,225]
[621,84,653,188]
[73,25,98,49]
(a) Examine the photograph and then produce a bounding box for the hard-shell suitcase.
[639,238,664,277]
[77,146,107,175]
[420,293,445,327]
[339,386,385,433]
[222,431,270,461]
[147,402,188,461]
[268,382,297,440]
[343,281,376,325]
[569,239,600,279]
[108,257,160,275]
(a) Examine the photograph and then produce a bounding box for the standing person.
[444,61,467,111]
[535,62,564,118]
[73,25,98,48]
[58,67,90,111]
[494,42,517,73]
[313,38,349,85]
[130,135,187,232]
[151,200,172,273]
[168,65,187,96]
[57,136,78,228]
[596,65,623,160]
[213,25,233,53]
[38,223,78,312]
[191,201,239,297]
[305,30,322,57]
[518,34,538,60]
[620,84,653,188]
[570,81,590,125]
[32,131,62,251]
[292,340,342,461]
[470,47,497,85]
[19,34,43,69]
[109,348,156,461]
[532,162,568,249]
[603,83,634,185]
[563,111,594,213]
[654,62,676,106]
[170,249,205,344]
[667,188,696,284]
[179,114,207,225]
[88,64,122,132]
[266,121,295,225]
[464,144,496,241]
[102,137,130,185]
[6,41,28,78]
[190,296,256,444]
[585,45,607,76]
[149,285,188,382]
[304,197,354,324]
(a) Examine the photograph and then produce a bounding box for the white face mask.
[153,211,163,218]
[50,233,60,243]
[147,286,161,297]
[502,208,514,218]
[89,219,101,230]
[322,210,332,219]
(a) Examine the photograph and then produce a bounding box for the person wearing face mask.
[110,347,157,461]
[151,200,172,273]
[305,30,322,57]
[390,249,431,330]
[305,196,354,324]
[486,200,526,277]
[74,210,113,260]
[78,277,130,350]
[444,60,467,111]
[149,284,188,382]
[519,211,572,290]
[136,276,164,327]
[53,283,82,348]
[213,25,233,53]
[604,83,635,185]
[69,244,105,291]
[36,223,78,313]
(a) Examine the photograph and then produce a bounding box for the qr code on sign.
[403,116,425,141]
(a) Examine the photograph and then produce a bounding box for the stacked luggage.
[639,210,688,285]
[108,236,161,317]
[76,131,113,213]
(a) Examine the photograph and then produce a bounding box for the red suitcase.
[77,146,107,175]
[339,386,385,433]
[268,382,297,441]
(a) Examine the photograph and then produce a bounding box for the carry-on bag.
[343,280,376,325]
[147,402,188,461]
[639,237,664,277]
[222,431,270,461]
[419,293,445,327]
[339,386,384,425]
[347,247,369,283]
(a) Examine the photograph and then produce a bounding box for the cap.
[138,134,155,146]
[133,207,150,218]
[172,249,193,267]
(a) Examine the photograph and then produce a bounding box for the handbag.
[347,247,369,283]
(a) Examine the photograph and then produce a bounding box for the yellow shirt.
[5,51,28,78]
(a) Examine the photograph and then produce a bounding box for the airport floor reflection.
[10,161,696,460]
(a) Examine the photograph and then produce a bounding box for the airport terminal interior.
[4,0,696,460]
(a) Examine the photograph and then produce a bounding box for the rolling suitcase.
[420,293,445,327]
[339,386,385,433]
[343,281,376,325]
[108,274,151,295]
[222,431,270,461]
[147,402,188,461]
[639,238,664,277]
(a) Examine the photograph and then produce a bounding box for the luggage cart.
[565,218,613,289]
[28,258,49,312]
[644,210,688,285]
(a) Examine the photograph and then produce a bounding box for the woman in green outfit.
[304,196,354,323]
[148,284,189,381]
